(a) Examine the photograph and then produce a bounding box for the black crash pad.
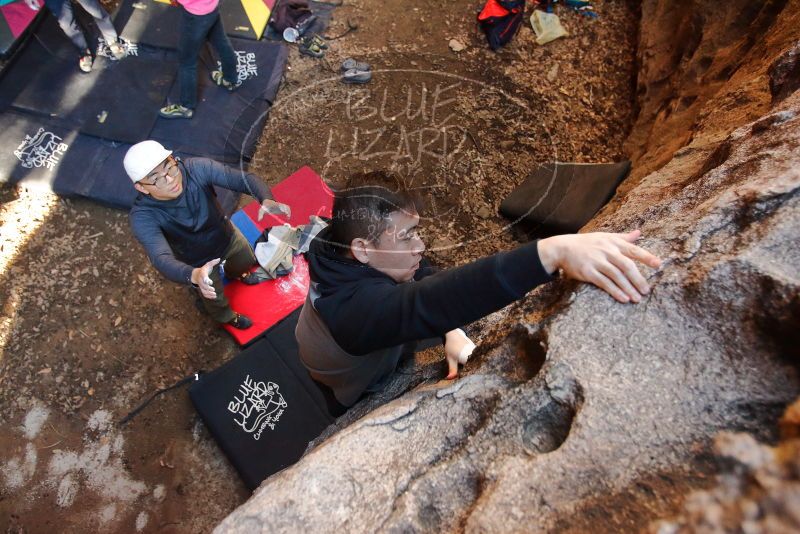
[151,93,271,164]
[499,161,631,236]
[190,309,335,490]
[0,110,113,194]
[79,55,176,142]
[0,12,176,143]
[198,37,287,103]
[0,110,241,210]
[150,38,287,163]
[116,0,182,50]
[116,0,279,48]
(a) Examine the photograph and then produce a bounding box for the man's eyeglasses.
[140,158,180,188]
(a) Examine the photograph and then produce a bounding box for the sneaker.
[210,70,242,92]
[227,313,253,330]
[79,51,93,73]
[342,68,372,84]
[341,57,370,72]
[159,104,193,119]
[108,40,126,60]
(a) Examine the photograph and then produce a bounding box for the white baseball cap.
[124,140,173,183]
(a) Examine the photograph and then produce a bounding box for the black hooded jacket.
[304,226,554,356]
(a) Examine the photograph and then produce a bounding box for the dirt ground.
[0,0,639,532]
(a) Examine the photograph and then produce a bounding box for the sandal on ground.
[79,50,93,73]
[227,313,253,330]
[341,58,370,72]
[108,40,126,60]
[342,68,372,84]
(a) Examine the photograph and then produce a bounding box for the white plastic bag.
[531,11,569,45]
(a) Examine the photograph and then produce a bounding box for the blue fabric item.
[51,0,118,52]
[230,209,262,248]
[129,157,272,285]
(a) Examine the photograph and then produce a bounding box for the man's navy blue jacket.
[129,157,271,285]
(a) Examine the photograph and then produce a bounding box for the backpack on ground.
[477,0,526,50]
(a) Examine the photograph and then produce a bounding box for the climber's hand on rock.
[444,329,475,380]
[537,230,662,304]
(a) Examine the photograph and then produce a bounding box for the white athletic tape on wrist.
[455,328,476,365]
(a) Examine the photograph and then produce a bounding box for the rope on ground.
[117,372,202,426]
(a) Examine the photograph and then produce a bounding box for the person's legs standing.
[206,9,238,85]
[177,10,213,111]
[72,0,117,46]
[54,0,95,71]
[55,0,88,52]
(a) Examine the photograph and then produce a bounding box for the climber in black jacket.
[296,176,662,410]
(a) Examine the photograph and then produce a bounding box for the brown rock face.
[217,1,800,532]
[650,403,800,533]
[620,0,796,191]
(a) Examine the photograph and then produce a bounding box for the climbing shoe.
[159,104,193,119]
[239,272,262,285]
[227,313,253,330]
[211,69,242,92]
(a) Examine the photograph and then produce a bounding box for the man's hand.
[444,329,476,380]
[538,230,662,304]
[191,258,220,299]
[257,199,291,221]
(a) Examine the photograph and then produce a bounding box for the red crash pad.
[222,166,334,346]
[242,165,334,230]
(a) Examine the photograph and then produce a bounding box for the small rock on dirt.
[449,39,466,53]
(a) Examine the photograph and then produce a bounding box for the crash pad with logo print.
[189,309,335,490]
[0,110,240,210]
[149,38,288,163]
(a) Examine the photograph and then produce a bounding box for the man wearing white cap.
[125,140,290,329]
